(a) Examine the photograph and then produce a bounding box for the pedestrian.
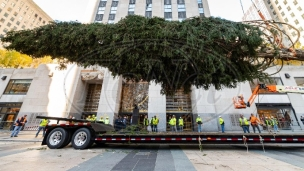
[271,116,279,132]
[170,115,177,132]
[219,116,225,133]
[239,114,250,133]
[99,116,104,123]
[35,118,49,138]
[11,115,27,137]
[143,115,149,131]
[196,115,202,132]
[178,117,184,132]
[301,116,304,125]
[104,117,110,124]
[249,113,261,133]
[265,117,273,133]
[151,115,159,132]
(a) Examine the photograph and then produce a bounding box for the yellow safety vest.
[40,119,48,127]
[143,118,149,125]
[152,118,158,125]
[104,119,110,124]
[239,118,249,126]
[219,118,224,125]
[179,119,184,126]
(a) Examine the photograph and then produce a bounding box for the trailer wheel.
[71,128,94,149]
[61,131,71,148]
[46,127,68,149]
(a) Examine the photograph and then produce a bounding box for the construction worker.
[91,115,97,122]
[143,115,149,131]
[151,115,159,132]
[196,115,202,132]
[271,116,279,132]
[86,115,92,121]
[250,113,261,133]
[239,114,250,133]
[104,117,110,124]
[170,115,177,132]
[265,117,273,133]
[99,116,104,123]
[35,118,49,138]
[178,117,184,132]
[219,116,225,133]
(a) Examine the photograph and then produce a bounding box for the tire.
[71,128,94,149]
[46,127,68,149]
[61,130,71,148]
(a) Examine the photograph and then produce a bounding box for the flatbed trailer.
[37,116,304,149]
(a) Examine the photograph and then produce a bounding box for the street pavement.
[0,130,304,171]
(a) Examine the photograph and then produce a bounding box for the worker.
[143,115,149,131]
[151,115,159,132]
[196,115,202,132]
[169,115,177,132]
[271,116,279,132]
[104,117,110,124]
[239,114,250,133]
[265,117,273,133]
[219,116,225,133]
[35,118,49,138]
[249,113,261,133]
[86,115,91,121]
[178,117,184,132]
[99,116,104,123]
[91,115,97,122]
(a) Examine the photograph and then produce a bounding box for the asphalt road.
[0,141,303,171]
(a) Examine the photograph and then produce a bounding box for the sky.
[33,0,253,22]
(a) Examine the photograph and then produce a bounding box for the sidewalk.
[0,130,42,142]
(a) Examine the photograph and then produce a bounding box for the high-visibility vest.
[271,119,278,125]
[40,119,48,127]
[104,119,110,124]
[143,118,149,126]
[99,118,104,123]
[179,118,184,126]
[196,117,202,124]
[152,118,158,125]
[219,118,224,125]
[239,117,249,126]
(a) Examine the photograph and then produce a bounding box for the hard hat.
[100,116,103,118]
[219,116,221,118]
[106,117,109,118]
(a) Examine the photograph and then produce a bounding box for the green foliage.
[1,15,269,95]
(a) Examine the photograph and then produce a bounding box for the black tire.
[61,130,72,148]
[46,127,68,149]
[71,128,94,149]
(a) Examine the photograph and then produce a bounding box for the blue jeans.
[273,125,278,132]
[242,125,250,133]
[36,126,46,137]
[179,125,183,132]
[11,126,22,137]
[221,124,225,133]
[198,124,202,132]
[171,125,177,132]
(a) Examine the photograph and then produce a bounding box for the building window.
[299,27,303,32]
[13,26,17,30]
[295,19,299,25]
[21,25,25,29]
[145,11,152,18]
[293,0,298,5]
[273,11,276,15]
[7,22,11,27]
[95,14,103,21]
[290,12,295,17]
[295,77,304,86]
[108,14,115,20]
[4,12,8,17]
[284,18,288,22]
[278,6,281,10]
[178,12,186,19]
[298,7,302,11]
[111,1,118,7]
[164,0,171,20]
[1,2,6,8]
[281,12,285,16]
[16,21,20,25]
[267,0,270,4]
[275,0,278,4]
[270,5,273,9]
[7,7,12,12]
[128,4,135,15]
[287,6,291,11]
[13,12,17,16]
[164,12,172,19]
[4,80,32,94]
[129,0,136,4]
[146,3,152,11]
[3,28,8,33]
[164,0,171,4]
[0,18,5,23]
[10,17,14,21]
[292,31,296,37]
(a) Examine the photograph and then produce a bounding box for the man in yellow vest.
[99,116,105,123]
[179,117,184,132]
[239,114,250,133]
[104,117,110,124]
[265,117,273,133]
[151,115,159,132]
[219,116,225,133]
[170,115,177,132]
[196,115,202,132]
[143,115,149,131]
[35,118,49,138]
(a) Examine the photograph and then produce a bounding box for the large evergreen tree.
[1,15,269,95]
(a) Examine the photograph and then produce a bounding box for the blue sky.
[33,0,252,22]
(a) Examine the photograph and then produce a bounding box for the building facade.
[242,0,304,46]
[0,0,53,38]
[89,0,211,23]
[1,64,304,132]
